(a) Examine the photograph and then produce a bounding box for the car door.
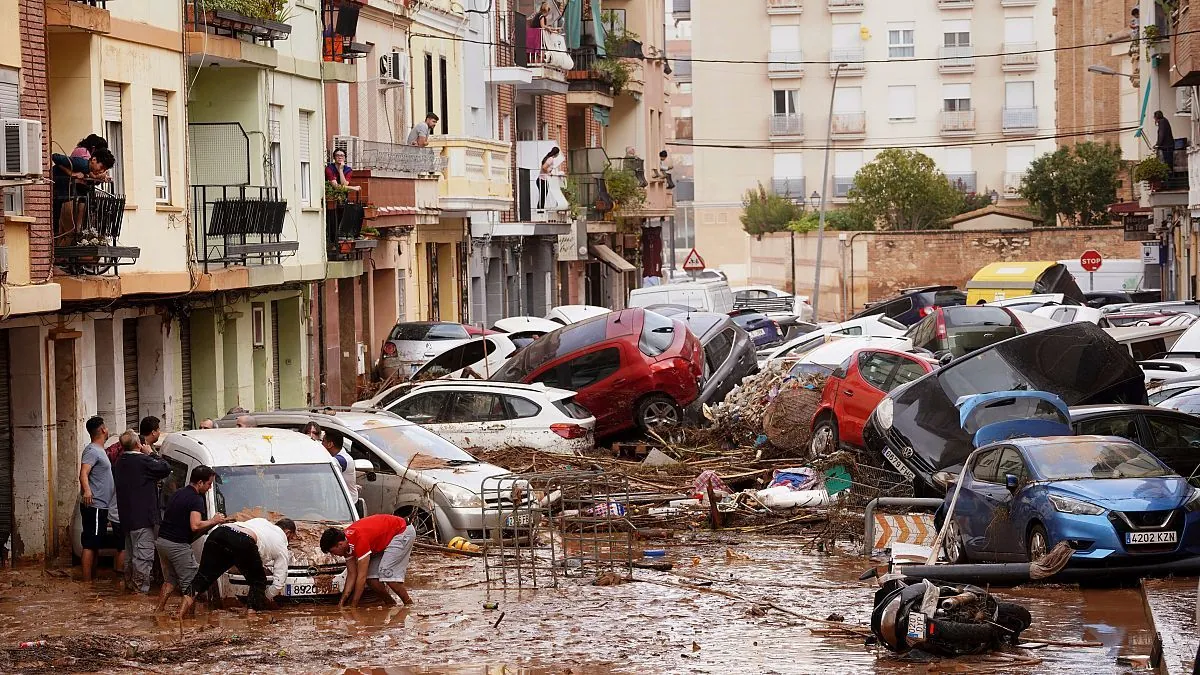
[1143,413,1200,482]
[989,447,1031,561]
[955,448,1002,558]
[538,346,624,432]
[837,352,896,446]
[388,390,453,424]
[501,394,554,448]
[1074,413,1148,448]
[435,391,513,450]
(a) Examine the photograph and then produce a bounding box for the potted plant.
[325,182,351,204]
[360,226,379,240]
[1134,156,1171,188]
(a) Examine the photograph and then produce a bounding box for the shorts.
[80,504,110,551]
[156,538,199,591]
[366,525,415,583]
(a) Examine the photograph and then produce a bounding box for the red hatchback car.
[809,348,935,454]
[492,308,704,438]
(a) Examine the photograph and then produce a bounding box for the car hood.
[1048,477,1193,511]
[418,462,512,493]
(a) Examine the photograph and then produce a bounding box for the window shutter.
[152,90,169,117]
[0,69,19,120]
[103,83,122,121]
[298,111,312,162]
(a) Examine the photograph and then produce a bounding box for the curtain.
[564,0,582,49]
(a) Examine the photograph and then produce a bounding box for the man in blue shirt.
[156,465,226,613]
[78,416,113,582]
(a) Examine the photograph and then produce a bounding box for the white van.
[1057,258,1150,293]
[160,428,361,601]
[628,280,735,314]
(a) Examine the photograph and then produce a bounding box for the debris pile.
[1,633,263,672]
[706,363,827,453]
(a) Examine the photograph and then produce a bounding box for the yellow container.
[965,261,1085,305]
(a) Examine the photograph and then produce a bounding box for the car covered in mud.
[863,322,1148,494]
[237,410,528,544]
[159,429,358,601]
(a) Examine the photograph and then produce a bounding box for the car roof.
[231,409,413,433]
[167,428,331,467]
[1068,403,1191,418]
[678,312,728,337]
[403,379,577,400]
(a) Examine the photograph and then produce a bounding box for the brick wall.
[1173,1,1200,86]
[1055,0,1126,150]
[867,227,1144,301]
[20,0,50,279]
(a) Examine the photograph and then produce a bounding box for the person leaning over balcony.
[325,148,360,192]
[658,150,675,189]
[1154,110,1175,168]
[407,113,439,147]
[51,148,115,242]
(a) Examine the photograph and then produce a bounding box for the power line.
[668,124,1141,151]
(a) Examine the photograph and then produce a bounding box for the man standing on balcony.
[407,113,439,147]
[1154,110,1175,169]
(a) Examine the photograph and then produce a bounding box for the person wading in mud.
[112,423,170,594]
[178,517,296,618]
[78,416,114,582]
[155,465,226,613]
[320,514,415,608]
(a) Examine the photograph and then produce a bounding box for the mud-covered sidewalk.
[0,536,1193,674]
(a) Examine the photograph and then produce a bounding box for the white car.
[358,380,596,454]
[987,294,1076,312]
[1007,309,1063,334]
[546,305,611,325]
[410,335,519,380]
[785,336,916,376]
[491,316,562,348]
[733,285,814,322]
[1140,358,1200,385]
[760,315,908,365]
[1031,304,1106,325]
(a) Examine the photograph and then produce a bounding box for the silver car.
[233,410,529,543]
[377,322,475,379]
[652,307,757,414]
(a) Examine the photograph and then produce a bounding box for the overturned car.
[863,322,1148,495]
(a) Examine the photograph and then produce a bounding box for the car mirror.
[1005,474,1019,492]
[366,472,378,482]
[353,459,374,472]
[830,367,846,379]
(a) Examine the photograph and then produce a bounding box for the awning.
[471,221,571,237]
[590,244,636,272]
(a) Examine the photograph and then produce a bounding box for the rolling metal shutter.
[103,83,122,121]
[271,302,281,408]
[0,331,12,550]
[123,319,139,431]
[180,318,192,429]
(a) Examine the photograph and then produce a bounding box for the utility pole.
[811,63,846,321]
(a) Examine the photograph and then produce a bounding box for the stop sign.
[1080,250,1103,272]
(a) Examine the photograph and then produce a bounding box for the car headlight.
[438,483,484,509]
[1185,487,1200,513]
[875,398,894,430]
[1048,494,1105,516]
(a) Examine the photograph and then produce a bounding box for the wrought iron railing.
[773,177,806,199]
[946,172,978,193]
[327,191,375,260]
[833,176,856,198]
[940,110,976,133]
[770,113,804,136]
[322,0,367,63]
[191,184,295,270]
[1002,106,1038,131]
[1001,42,1038,68]
[53,184,138,275]
[186,0,292,45]
[355,140,442,174]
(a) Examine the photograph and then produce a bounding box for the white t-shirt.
[227,518,290,598]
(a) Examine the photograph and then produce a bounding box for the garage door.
[123,319,139,431]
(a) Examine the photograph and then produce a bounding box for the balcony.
[567,46,616,106]
[46,0,111,34]
[326,192,376,261]
[938,46,974,72]
[770,113,805,138]
[1001,106,1038,134]
[321,0,369,83]
[945,172,978,193]
[675,178,695,203]
[767,0,804,14]
[568,147,615,222]
[833,176,856,199]
[191,185,295,272]
[829,49,866,76]
[53,186,139,276]
[673,59,693,82]
[773,177,807,199]
[1001,42,1038,71]
[496,16,571,96]
[516,140,571,225]
[828,0,864,11]
[428,137,513,212]
[940,110,976,136]
[673,0,691,19]
[185,0,292,69]
[1000,0,1037,5]
[937,0,973,6]
[768,51,806,78]
[831,111,867,138]
[352,140,442,175]
[675,117,693,140]
[1003,171,1026,198]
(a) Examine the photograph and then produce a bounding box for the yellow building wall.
[0,0,20,69]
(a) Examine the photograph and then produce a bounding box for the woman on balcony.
[537,147,567,214]
[325,148,360,193]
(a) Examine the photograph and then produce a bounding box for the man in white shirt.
[177,517,295,617]
[321,428,359,502]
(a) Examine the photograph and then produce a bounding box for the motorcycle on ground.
[869,576,1032,656]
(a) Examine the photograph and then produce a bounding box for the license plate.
[750,328,766,338]
[883,448,916,481]
[505,513,532,527]
[906,612,927,641]
[285,579,341,597]
[1125,530,1177,545]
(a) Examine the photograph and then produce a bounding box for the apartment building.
[667,1,694,269]
[690,0,1057,282]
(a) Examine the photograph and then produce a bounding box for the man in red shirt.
[320,514,414,608]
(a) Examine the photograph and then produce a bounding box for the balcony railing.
[946,172,978,193]
[191,185,296,271]
[429,137,514,203]
[937,0,972,6]
[831,111,866,135]
[833,176,856,198]
[186,0,292,45]
[674,178,695,202]
[621,157,649,187]
[517,20,574,71]
[770,113,804,137]
[53,185,139,275]
[940,110,976,134]
[567,46,614,93]
[1000,0,1036,5]
[568,147,614,220]
[830,49,866,74]
[1002,106,1038,133]
[767,0,803,12]
[354,140,442,174]
[773,177,806,198]
[1001,42,1038,70]
[322,0,369,63]
[327,192,376,261]
[828,0,864,10]
[1003,171,1026,196]
[939,45,974,71]
[768,51,805,77]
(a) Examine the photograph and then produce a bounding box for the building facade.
[689,0,1057,286]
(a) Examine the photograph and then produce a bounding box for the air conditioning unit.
[0,119,41,178]
[380,51,408,85]
[333,135,362,166]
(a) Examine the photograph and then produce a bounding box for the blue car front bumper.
[1044,508,1200,563]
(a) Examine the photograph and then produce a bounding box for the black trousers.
[537,177,548,209]
[189,526,269,608]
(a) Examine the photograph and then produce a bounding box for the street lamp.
[1087,64,1136,81]
[811,62,848,321]
[809,191,821,210]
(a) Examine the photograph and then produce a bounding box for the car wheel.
[810,417,839,455]
[396,507,439,543]
[943,520,969,564]
[635,395,681,432]
[1027,524,1050,562]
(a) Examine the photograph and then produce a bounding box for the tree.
[847,149,963,230]
[740,183,804,237]
[1018,142,1121,227]
[955,191,995,215]
[789,208,873,233]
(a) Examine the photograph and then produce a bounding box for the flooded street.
[0,535,1195,673]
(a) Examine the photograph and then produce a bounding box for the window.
[268,105,283,189]
[832,23,860,51]
[972,448,1002,483]
[602,8,626,36]
[446,392,509,423]
[1148,415,1200,451]
[162,456,190,508]
[773,153,803,178]
[1077,415,1145,446]
[505,396,542,419]
[103,82,124,195]
[995,447,1027,483]
[678,82,693,94]
[943,83,971,112]
[564,347,621,389]
[391,391,452,424]
[882,297,914,319]
[346,440,394,475]
[1006,145,1035,172]
[887,22,915,59]
[439,56,449,135]
[423,52,434,128]
[892,358,928,388]
[887,86,916,121]
[703,328,736,376]
[0,68,19,214]
[943,147,972,174]
[858,353,894,390]
[770,25,801,52]
[833,87,862,113]
[299,110,313,206]
[834,149,863,175]
[152,90,170,203]
[773,90,799,115]
[1004,16,1034,44]
[1005,81,1035,108]
[942,20,970,48]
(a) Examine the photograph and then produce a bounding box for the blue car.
[728,310,782,348]
[942,435,1200,566]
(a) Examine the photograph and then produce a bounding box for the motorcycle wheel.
[995,602,1033,643]
[926,619,1000,656]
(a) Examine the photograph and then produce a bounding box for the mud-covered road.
[0,535,1195,673]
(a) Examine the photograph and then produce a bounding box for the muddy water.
[0,536,1195,674]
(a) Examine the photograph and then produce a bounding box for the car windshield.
[1031,440,1173,480]
[358,424,478,465]
[213,463,355,523]
[639,311,677,356]
[932,290,967,307]
[388,323,468,341]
